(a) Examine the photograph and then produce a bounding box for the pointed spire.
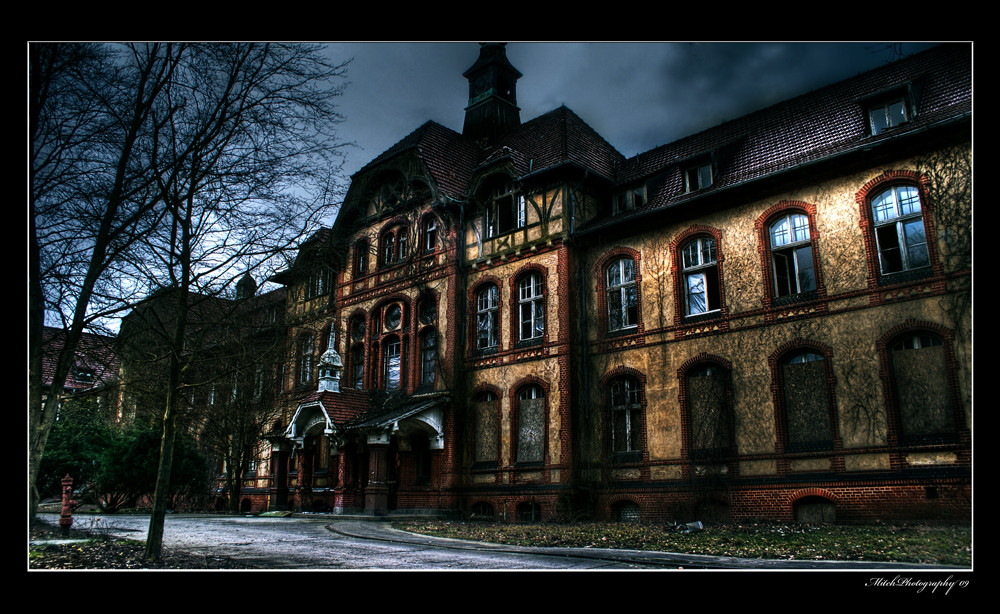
[317,326,342,393]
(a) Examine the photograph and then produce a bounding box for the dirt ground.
[28,517,254,570]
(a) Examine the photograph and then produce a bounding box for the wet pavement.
[33,513,967,571]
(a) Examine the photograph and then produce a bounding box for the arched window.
[354,238,369,276]
[681,236,720,316]
[474,390,499,466]
[476,284,499,350]
[380,224,409,267]
[870,185,929,274]
[420,329,437,387]
[422,215,439,253]
[685,362,732,460]
[890,332,955,443]
[606,257,638,332]
[779,350,834,451]
[515,384,545,464]
[769,213,816,298]
[299,333,314,385]
[517,272,544,342]
[608,375,643,458]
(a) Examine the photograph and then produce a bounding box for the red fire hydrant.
[58,474,74,536]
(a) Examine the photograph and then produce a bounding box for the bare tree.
[125,43,348,561]
[30,43,185,518]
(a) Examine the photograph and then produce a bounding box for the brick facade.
[242,44,970,524]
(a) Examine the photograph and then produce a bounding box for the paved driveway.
[37,513,665,570]
[37,513,963,571]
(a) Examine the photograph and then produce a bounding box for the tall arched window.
[515,384,545,464]
[383,335,402,391]
[606,257,637,332]
[871,185,929,274]
[890,332,956,443]
[769,213,816,298]
[685,362,732,460]
[420,329,437,387]
[608,375,643,459]
[354,238,369,276]
[299,333,314,385]
[476,284,499,350]
[348,316,366,389]
[681,236,720,316]
[779,350,834,451]
[518,272,544,342]
[380,224,409,267]
[474,390,499,466]
[422,215,439,253]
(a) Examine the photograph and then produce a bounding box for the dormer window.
[613,186,646,214]
[482,179,526,238]
[868,97,909,135]
[305,268,332,299]
[684,161,713,193]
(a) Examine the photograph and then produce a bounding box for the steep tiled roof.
[599,44,970,227]
[295,388,374,424]
[484,106,625,181]
[355,121,481,201]
[41,327,119,394]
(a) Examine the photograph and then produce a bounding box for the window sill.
[683,309,722,324]
[772,290,818,307]
[611,451,642,465]
[515,337,543,349]
[877,266,932,287]
[605,326,639,339]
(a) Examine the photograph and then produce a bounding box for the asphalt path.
[35,513,967,571]
[36,513,665,570]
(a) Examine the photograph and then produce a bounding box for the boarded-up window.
[517,385,545,464]
[782,351,832,450]
[687,364,730,459]
[892,335,954,441]
[474,392,498,464]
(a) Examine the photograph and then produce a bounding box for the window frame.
[868,96,910,136]
[870,185,929,275]
[513,383,546,466]
[758,205,823,306]
[606,372,645,463]
[481,179,526,239]
[605,257,639,333]
[305,267,332,300]
[683,160,714,193]
[474,283,500,352]
[516,271,545,343]
[770,344,840,456]
[299,333,314,386]
[880,326,963,447]
[680,356,735,463]
[421,213,439,254]
[613,185,646,214]
[354,238,369,277]
[419,327,437,387]
[379,223,410,268]
[680,235,721,318]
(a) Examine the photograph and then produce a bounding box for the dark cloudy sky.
[325,42,941,179]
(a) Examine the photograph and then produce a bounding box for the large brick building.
[250,43,971,523]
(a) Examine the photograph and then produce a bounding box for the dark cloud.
[328,42,939,178]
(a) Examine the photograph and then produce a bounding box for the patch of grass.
[394,521,971,566]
